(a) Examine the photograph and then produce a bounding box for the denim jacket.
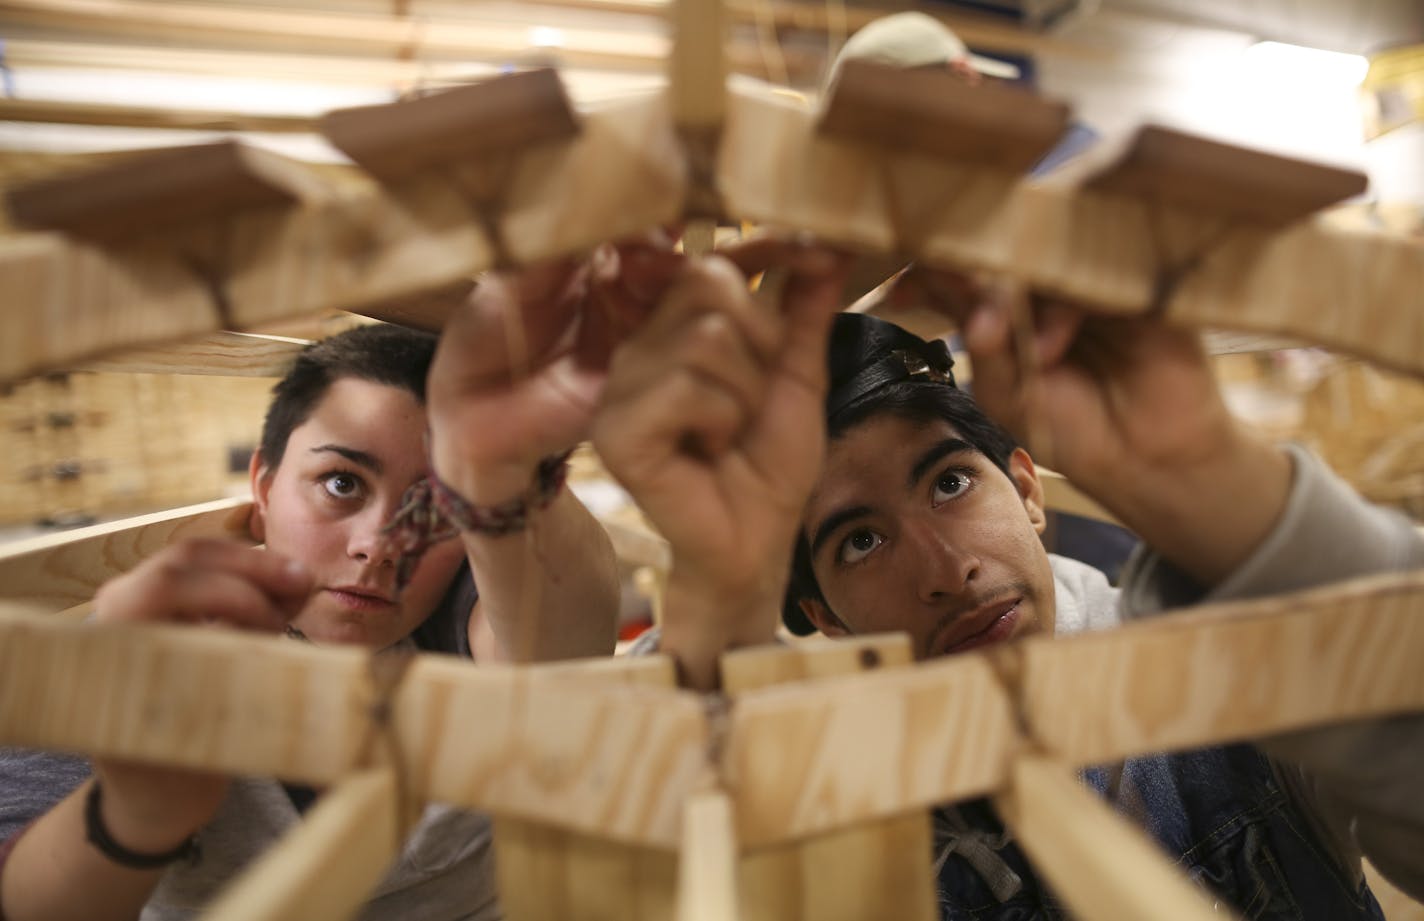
[932,744,1385,920]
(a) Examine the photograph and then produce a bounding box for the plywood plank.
[0,91,683,383]
[5,141,332,239]
[0,497,255,617]
[725,635,937,921]
[203,768,402,921]
[77,332,307,377]
[321,69,580,179]
[996,756,1232,921]
[0,616,707,847]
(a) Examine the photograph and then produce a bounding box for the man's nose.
[904,519,979,603]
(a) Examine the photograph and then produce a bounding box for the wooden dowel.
[203,768,403,921]
[996,756,1235,921]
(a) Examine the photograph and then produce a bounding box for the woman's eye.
[838,529,884,565]
[932,470,973,504]
[321,473,364,501]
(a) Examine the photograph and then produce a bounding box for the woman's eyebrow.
[309,444,382,474]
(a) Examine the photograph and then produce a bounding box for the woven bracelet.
[380,448,575,591]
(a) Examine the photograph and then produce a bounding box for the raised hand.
[593,241,850,688]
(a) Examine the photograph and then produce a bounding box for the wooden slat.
[725,635,937,921]
[0,616,707,847]
[77,332,307,377]
[1017,569,1424,765]
[996,756,1232,921]
[203,768,402,921]
[1039,468,1117,526]
[669,0,727,131]
[0,497,255,617]
[0,89,684,383]
[5,140,332,239]
[676,790,741,921]
[0,97,316,134]
[493,650,679,921]
[819,59,1070,173]
[727,569,1424,845]
[321,70,581,179]
[724,648,1019,847]
[1085,124,1367,227]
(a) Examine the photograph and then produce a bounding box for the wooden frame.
[1,3,1421,919]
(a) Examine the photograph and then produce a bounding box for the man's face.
[251,377,466,648]
[799,413,1056,660]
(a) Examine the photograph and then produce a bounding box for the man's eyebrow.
[908,438,976,489]
[309,444,382,474]
[809,505,873,559]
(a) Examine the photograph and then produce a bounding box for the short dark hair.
[257,324,438,472]
[782,313,1018,635]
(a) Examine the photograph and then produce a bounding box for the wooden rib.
[1017,569,1424,765]
[669,0,727,130]
[725,635,937,921]
[726,569,1424,845]
[203,768,402,921]
[723,648,1019,848]
[5,141,333,239]
[76,332,308,376]
[676,789,741,921]
[0,615,707,847]
[321,69,581,179]
[0,497,255,618]
[717,82,1424,378]
[1084,124,1367,227]
[996,756,1233,921]
[0,89,683,383]
[0,0,670,72]
[0,97,316,134]
[494,650,680,921]
[819,60,1070,173]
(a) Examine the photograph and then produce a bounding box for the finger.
[960,283,1023,425]
[720,235,846,281]
[1029,296,1087,369]
[634,258,784,369]
[773,255,852,394]
[604,309,771,422]
[595,369,748,482]
[94,540,312,627]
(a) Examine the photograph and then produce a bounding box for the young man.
[0,245,679,921]
[593,248,1424,918]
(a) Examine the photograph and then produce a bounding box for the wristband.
[84,781,200,870]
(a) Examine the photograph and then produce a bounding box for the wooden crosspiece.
[2,1,1422,919]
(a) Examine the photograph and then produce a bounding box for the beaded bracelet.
[379,448,575,591]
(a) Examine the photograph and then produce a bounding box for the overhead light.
[528,26,565,49]
[1242,41,1369,89]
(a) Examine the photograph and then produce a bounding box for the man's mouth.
[936,598,1022,656]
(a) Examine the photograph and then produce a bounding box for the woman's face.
[250,377,465,648]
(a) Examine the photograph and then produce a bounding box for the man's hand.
[428,236,683,503]
[894,270,1292,586]
[593,242,850,688]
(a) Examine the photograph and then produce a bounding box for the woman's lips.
[326,587,394,611]
[939,600,1022,655]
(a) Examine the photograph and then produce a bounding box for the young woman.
[0,246,674,921]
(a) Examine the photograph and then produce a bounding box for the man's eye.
[932,470,972,505]
[838,529,883,565]
[322,473,363,500]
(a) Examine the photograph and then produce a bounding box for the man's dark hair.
[257,324,438,473]
[782,312,1018,635]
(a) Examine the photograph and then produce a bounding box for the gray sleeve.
[0,748,91,840]
[1115,444,1424,900]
